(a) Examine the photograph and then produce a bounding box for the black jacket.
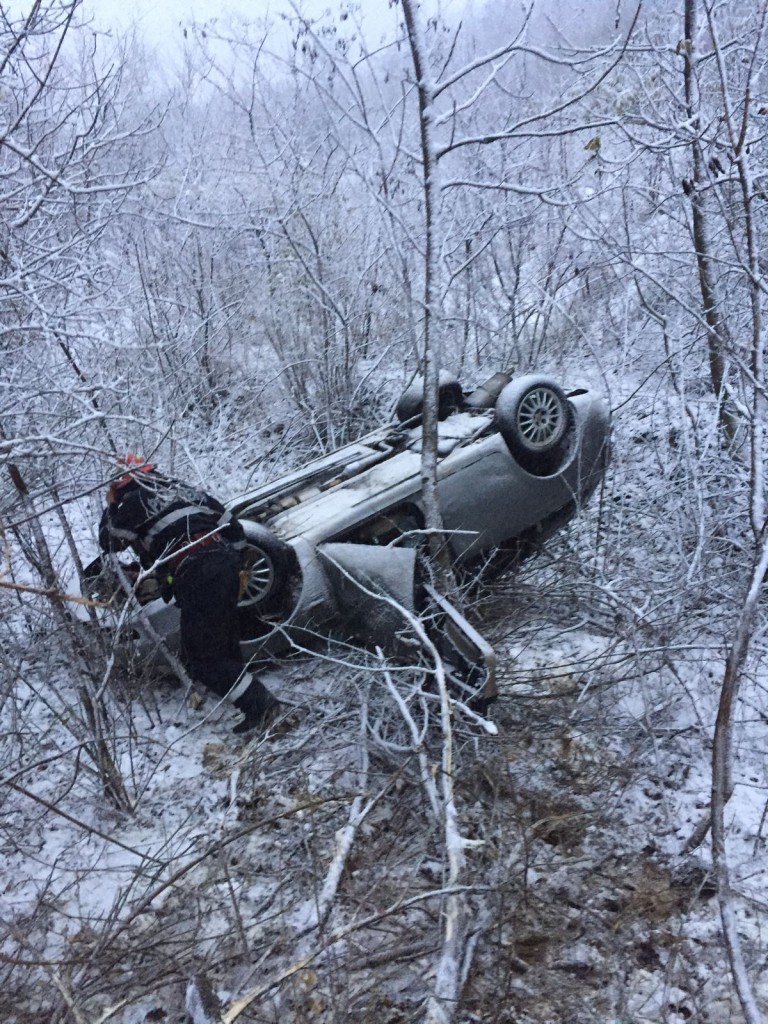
[99,472,245,569]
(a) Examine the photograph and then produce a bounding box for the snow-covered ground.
[3,373,768,1023]
[4,543,768,1023]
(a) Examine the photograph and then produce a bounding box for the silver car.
[90,371,610,707]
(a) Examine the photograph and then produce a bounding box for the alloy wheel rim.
[517,386,566,450]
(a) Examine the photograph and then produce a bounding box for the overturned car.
[88,371,610,708]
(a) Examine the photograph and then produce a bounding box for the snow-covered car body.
[229,373,609,671]
[93,372,610,705]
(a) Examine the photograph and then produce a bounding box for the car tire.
[495,375,572,475]
[238,522,292,609]
[395,370,464,423]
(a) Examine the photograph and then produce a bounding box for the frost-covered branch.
[710,532,768,1024]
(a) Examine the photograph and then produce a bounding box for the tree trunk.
[683,0,736,444]
[401,0,454,589]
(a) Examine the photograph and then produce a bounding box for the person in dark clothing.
[99,455,280,734]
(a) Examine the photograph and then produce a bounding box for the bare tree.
[0,3,161,806]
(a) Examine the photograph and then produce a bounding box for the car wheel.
[495,375,572,474]
[395,369,464,423]
[238,522,292,609]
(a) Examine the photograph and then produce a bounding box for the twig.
[51,972,88,1024]
[0,576,110,608]
[379,653,441,819]
[220,884,474,1023]
[710,533,768,1024]
[424,629,476,1024]
[7,781,165,865]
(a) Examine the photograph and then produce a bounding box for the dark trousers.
[172,543,274,716]
[173,543,243,696]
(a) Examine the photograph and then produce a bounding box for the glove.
[136,574,161,605]
[160,573,175,603]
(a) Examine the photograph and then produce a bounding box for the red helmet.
[110,453,156,492]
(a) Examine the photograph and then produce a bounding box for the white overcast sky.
[84,0,621,61]
[88,0,413,47]
[92,0,305,33]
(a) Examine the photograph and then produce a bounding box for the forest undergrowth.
[3,368,768,1024]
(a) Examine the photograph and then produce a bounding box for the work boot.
[230,672,281,735]
[232,698,283,735]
